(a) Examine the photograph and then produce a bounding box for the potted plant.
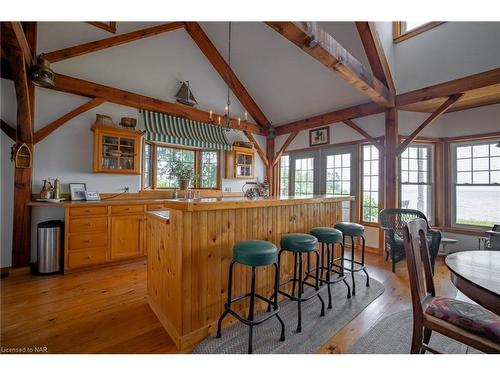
[169,160,194,191]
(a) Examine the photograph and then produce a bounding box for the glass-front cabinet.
[225,146,255,179]
[92,124,143,174]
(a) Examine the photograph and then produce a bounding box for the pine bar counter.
[146,194,353,351]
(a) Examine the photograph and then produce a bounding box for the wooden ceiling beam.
[355,22,396,95]
[86,22,117,34]
[396,94,463,155]
[50,73,267,135]
[1,119,16,141]
[265,22,394,107]
[275,101,383,136]
[185,22,271,131]
[243,130,269,166]
[33,98,106,144]
[272,131,299,166]
[9,22,33,66]
[342,119,384,150]
[396,68,500,107]
[43,22,185,63]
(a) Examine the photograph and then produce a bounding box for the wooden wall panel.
[147,201,343,350]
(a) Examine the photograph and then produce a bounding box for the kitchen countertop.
[28,194,353,210]
[161,194,354,211]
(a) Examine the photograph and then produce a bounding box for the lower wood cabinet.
[63,201,164,272]
[110,214,144,259]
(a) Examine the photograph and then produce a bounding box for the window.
[453,141,500,228]
[143,142,153,189]
[362,145,379,223]
[279,155,290,196]
[200,151,218,188]
[393,22,444,43]
[400,145,433,221]
[294,157,314,195]
[143,143,220,190]
[326,153,351,221]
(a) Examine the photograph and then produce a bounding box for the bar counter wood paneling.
[146,195,353,351]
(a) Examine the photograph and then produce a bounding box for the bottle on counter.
[53,178,61,199]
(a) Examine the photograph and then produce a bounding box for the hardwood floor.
[0,253,456,354]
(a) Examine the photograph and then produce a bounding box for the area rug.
[194,274,384,354]
[349,309,480,354]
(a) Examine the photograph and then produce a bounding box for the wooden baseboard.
[1,265,32,278]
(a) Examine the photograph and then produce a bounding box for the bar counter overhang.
[146,194,353,351]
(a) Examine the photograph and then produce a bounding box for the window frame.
[360,144,380,224]
[393,22,445,43]
[279,154,290,197]
[451,139,500,229]
[142,141,222,191]
[399,143,435,224]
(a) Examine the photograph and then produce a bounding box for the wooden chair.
[402,218,500,354]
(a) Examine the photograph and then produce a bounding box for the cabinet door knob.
[83,240,91,244]
[86,256,92,259]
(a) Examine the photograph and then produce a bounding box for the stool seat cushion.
[425,296,500,344]
[310,227,343,244]
[280,233,318,252]
[334,222,365,237]
[233,240,277,267]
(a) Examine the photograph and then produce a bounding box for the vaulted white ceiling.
[35,21,500,130]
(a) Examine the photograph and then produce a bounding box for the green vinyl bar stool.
[216,240,285,354]
[307,227,351,309]
[272,233,325,333]
[333,222,370,296]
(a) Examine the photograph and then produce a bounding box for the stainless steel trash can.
[37,220,63,274]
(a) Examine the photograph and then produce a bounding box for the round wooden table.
[445,251,500,315]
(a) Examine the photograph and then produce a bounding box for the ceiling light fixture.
[208,22,247,132]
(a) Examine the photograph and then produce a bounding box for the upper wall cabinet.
[91,124,143,174]
[225,146,255,179]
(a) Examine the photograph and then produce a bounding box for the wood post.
[266,136,278,196]
[9,50,33,268]
[384,108,398,209]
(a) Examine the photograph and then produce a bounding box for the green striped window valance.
[142,110,231,151]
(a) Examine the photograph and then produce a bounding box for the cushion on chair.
[233,240,277,267]
[425,296,500,343]
[334,222,365,237]
[310,227,343,244]
[280,233,318,252]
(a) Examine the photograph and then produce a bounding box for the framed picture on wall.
[69,183,87,201]
[309,126,330,147]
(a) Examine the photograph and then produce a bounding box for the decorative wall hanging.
[15,143,32,168]
[309,126,330,147]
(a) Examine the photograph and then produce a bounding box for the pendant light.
[30,54,55,88]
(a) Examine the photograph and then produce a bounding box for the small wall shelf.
[91,124,143,174]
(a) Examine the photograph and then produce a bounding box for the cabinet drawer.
[68,248,107,269]
[111,205,144,214]
[70,206,108,216]
[147,203,165,211]
[69,233,108,251]
[70,217,108,233]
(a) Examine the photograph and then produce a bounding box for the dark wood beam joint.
[396,94,463,155]
[342,119,385,150]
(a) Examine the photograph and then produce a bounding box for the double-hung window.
[361,145,379,223]
[453,141,500,228]
[400,144,433,221]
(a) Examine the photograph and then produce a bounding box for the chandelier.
[208,22,247,131]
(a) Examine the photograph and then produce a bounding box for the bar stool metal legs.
[305,242,351,309]
[344,234,370,296]
[275,248,325,333]
[216,239,285,354]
